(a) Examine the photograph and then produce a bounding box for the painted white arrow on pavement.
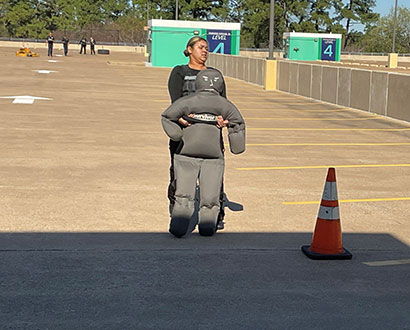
[0,95,52,104]
[33,70,57,74]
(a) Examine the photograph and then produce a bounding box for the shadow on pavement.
[1,232,410,330]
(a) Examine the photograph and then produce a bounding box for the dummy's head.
[195,69,224,95]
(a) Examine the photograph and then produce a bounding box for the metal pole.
[392,0,398,53]
[268,0,275,59]
[147,1,149,26]
[176,0,179,20]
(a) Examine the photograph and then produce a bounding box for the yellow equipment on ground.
[16,47,40,57]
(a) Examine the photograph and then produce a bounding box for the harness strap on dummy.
[182,113,218,125]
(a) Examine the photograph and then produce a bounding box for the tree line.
[0,0,409,53]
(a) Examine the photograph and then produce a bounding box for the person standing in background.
[46,32,54,57]
[79,37,87,54]
[90,37,96,55]
[62,36,69,56]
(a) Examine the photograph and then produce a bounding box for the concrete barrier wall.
[370,72,388,115]
[278,61,290,92]
[275,60,410,122]
[337,68,351,107]
[289,63,299,94]
[387,74,410,122]
[342,54,410,63]
[311,66,322,100]
[209,53,265,87]
[321,66,338,104]
[298,64,312,98]
[351,70,371,111]
[238,51,410,63]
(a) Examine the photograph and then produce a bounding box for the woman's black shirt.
[167,65,226,103]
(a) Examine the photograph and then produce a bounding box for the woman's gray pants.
[169,154,224,237]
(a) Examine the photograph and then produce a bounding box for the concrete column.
[264,59,277,90]
[388,53,398,69]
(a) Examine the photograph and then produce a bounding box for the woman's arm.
[168,66,184,103]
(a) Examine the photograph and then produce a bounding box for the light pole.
[176,0,179,20]
[392,0,398,52]
[147,1,149,26]
[268,0,275,59]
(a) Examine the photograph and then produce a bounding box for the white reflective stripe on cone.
[322,182,338,201]
[318,206,340,220]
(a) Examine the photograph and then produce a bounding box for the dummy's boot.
[169,216,189,238]
[169,196,195,238]
[198,205,219,236]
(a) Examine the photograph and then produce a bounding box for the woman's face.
[189,40,209,64]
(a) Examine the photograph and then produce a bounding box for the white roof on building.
[149,19,240,30]
[283,32,342,39]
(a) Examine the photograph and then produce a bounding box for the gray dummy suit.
[161,69,246,237]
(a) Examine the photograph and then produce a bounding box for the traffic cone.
[302,168,352,260]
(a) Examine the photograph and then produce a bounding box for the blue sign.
[321,38,336,61]
[207,30,231,54]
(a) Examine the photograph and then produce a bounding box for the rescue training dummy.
[161,69,246,238]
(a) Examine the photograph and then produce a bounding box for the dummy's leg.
[217,182,225,230]
[169,155,200,238]
[198,158,224,236]
[167,139,181,214]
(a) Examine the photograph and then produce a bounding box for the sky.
[350,0,409,31]
[375,0,410,16]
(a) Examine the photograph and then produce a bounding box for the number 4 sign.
[207,30,232,54]
[321,38,336,61]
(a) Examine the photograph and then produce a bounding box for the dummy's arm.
[161,117,183,141]
[225,103,246,154]
[161,98,190,141]
[162,97,189,121]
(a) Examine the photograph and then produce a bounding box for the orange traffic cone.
[302,168,352,260]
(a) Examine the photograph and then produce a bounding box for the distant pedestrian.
[79,37,87,54]
[46,32,54,57]
[90,37,96,55]
[62,36,69,56]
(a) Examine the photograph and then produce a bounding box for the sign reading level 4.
[207,30,232,54]
[321,38,336,61]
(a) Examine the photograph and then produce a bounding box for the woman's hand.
[216,115,229,128]
[178,115,192,127]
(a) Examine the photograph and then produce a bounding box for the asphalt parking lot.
[1,47,410,329]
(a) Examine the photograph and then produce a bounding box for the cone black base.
[301,245,352,260]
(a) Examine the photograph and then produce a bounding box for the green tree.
[41,0,60,32]
[177,0,229,20]
[306,0,341,32]
[55,0,77,33]
[72,0,103,31]
[338,0,379,49]
[360,7,410,53]
[102,0,128,20]
[1,0,47,38]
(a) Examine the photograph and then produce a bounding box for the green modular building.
[283,32,342,62]
[147,19,241,68]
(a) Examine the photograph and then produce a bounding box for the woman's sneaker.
[216,213,225,230]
